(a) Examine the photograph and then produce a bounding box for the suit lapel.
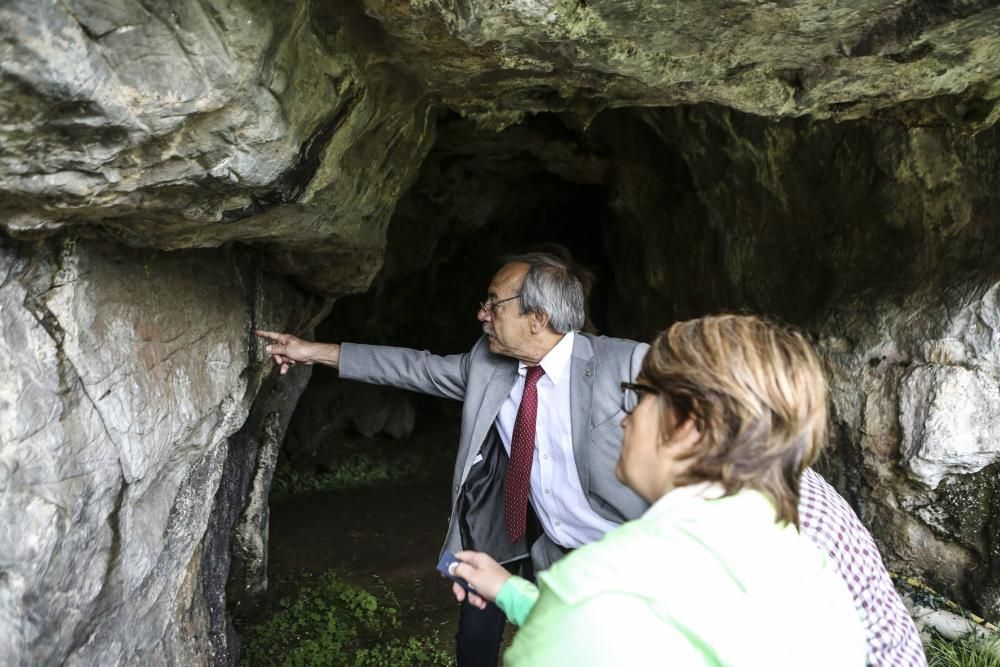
[464,361,518,477]
[570,334,596,497]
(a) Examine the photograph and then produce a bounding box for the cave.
[3,0,1000,664]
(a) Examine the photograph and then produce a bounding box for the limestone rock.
[0,0,435,294]
[362,0,1000,127]
[5,0,1000,297]
[0,237,323,665]
[815,276,1000,607]
[900,364,1000,488]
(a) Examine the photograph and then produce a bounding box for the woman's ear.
[664,416,701,454]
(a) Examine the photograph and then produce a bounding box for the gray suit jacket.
[339,332,650,569]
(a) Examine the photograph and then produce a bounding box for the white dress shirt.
[496,331,619,548]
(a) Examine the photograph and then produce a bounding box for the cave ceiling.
[357,0,1000,126]
[2,0,999,295]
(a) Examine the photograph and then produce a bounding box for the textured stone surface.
[201,366,314,665]
[361,0,1000,128]
[592,107,1000,333]
[0,237,323,665]
[819,279,1000,614]
[0,0,435,293]
[4,0,999,291]
[900,363,1000,488]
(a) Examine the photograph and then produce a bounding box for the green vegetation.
[927,632,1000,667]
[895,576,1000,667]
[272,439,453,494]
[239,571,453,667]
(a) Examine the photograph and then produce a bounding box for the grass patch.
[927,632,1000,667]
[272,437,454,495]
[239,570,453,667]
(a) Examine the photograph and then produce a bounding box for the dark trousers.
[456,505,541,667]
[455,557,534,667]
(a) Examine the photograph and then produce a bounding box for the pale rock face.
[0,0,436,293]
[0,238,319,666]
[823,280,1000,491]
[899,364,1000,488]
[817,277,1000,612]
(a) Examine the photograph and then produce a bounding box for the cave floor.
[264,481,460,653]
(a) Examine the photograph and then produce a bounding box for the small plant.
[927,632,1000,667]
[239,571,453,667]
[271,441,453,494]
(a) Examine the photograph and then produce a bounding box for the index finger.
[255,330,286,343]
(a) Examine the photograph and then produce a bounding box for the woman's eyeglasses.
[620,381,659,414]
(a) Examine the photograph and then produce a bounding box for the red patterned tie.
[505,365,545,543]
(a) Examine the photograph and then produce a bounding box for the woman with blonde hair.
[452,314,867,666]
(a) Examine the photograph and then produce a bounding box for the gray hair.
[504,252,585,334]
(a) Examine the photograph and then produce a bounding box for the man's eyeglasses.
[479,294,521,315]
[621,381,659,414]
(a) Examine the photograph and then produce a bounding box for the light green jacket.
[496,485,867,666]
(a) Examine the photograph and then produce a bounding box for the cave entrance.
[240,99,1000,661]
[281,112,628,480]
[256,111,632,656]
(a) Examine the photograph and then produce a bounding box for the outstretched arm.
[257,331,477,401]
[255,330,340,375]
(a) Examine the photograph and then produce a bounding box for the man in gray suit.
[258,252,648,666]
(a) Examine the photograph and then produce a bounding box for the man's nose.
[477,306,490,323]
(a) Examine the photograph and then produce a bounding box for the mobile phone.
[436,552,474,592]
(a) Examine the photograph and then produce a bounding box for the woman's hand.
[450,551,513,609]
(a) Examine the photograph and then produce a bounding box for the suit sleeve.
[338,339,479,401]
[629,341,649,381]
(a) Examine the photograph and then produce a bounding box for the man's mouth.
[482,326,494,337]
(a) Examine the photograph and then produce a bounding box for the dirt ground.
[262,481,461,655]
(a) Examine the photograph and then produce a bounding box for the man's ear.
[530,311,550,334]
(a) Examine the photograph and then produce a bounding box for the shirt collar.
[518,330,575,385]
[644,481,726,519]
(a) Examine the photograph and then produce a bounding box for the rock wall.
[821,278,1000,615]
[0,236,325,665]
[1,0,436,659]
[362,0,1000,128]
[0,0,435,292]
